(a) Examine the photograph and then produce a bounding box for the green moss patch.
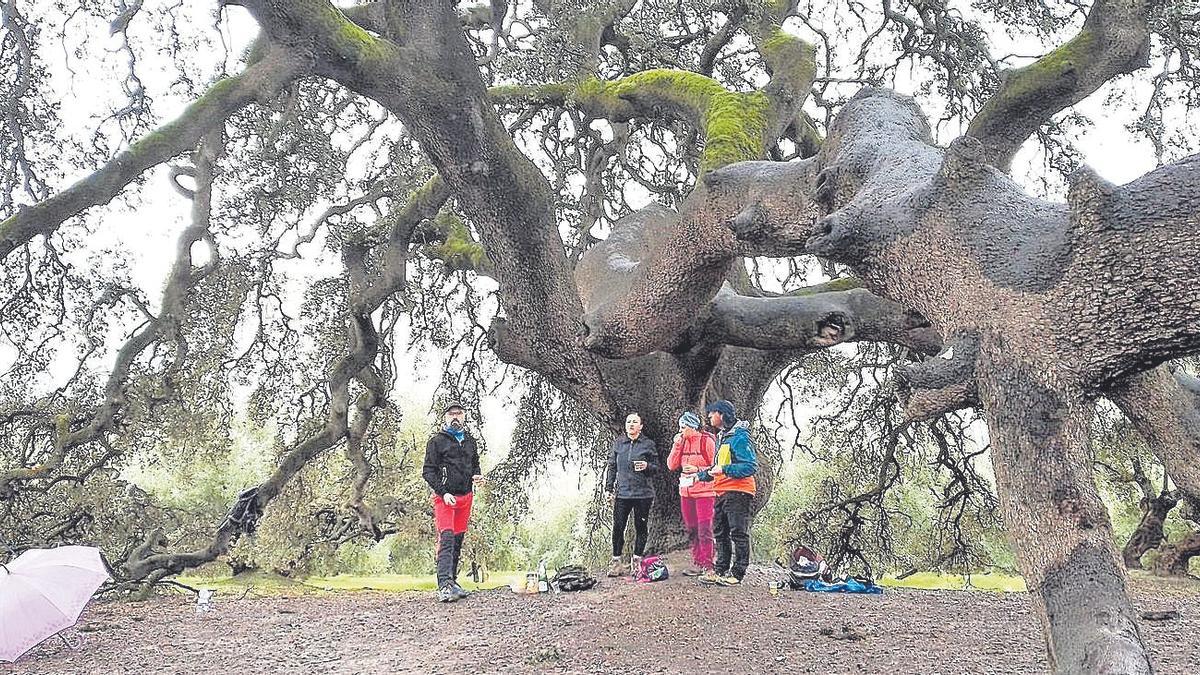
[879,571,1027,593]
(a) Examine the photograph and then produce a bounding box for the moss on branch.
[426,211,491,274]
[758,27,817,98]
[245,0,395,72]
[493,70,771,173]
[993,30,1099,104]
[318,3,393,68]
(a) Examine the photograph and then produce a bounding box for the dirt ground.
[5,558,1198,674]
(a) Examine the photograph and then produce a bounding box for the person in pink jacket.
[667,411,717,576]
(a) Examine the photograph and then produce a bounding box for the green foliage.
[123,420,276,514]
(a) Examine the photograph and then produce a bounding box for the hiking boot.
[435,585,458,603]
[607,557,625,577]
[630,555,642,578]
[699,570,737,586]
[682,567,706,577]
[450,583,470,600]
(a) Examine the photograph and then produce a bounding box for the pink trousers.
[680,495,715,569]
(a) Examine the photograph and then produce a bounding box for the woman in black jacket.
[604,412,658,577]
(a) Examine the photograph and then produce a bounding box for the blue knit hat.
[704,399,736,423]
[678,411,701,429]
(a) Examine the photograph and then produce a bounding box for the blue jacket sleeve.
[722,433,757,479]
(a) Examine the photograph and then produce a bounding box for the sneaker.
[435,585,458,603]
[699,572,738,586]
[607,557,625,577]
[682,567,706,577]
[450,583,470,600]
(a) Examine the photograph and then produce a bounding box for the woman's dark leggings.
[613,497,653,557]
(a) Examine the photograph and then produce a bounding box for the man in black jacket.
[422,403,482,603]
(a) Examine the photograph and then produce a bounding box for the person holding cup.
[604,412,659,577]
[667,411,717,576]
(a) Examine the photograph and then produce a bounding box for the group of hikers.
[421,399,756,602]
[604,400,756,587]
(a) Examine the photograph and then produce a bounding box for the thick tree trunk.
[1122,494,1178,570]
[1153,532,1200,577]
[977,350,1151,675]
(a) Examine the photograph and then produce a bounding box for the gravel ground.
[4,561,1197,674]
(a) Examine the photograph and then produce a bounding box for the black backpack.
[552,564,598,592]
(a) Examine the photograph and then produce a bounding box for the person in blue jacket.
[696,399,757,586]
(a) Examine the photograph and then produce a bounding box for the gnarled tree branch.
[966,0,1156,170]
[0,43,306,261]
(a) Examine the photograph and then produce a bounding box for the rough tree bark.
[1109,367,1200,508]
[569,202,935,548]
[732,90,1193,673]
[9,13,1193,674]
[577,1,1196,653]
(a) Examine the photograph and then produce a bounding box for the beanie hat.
[678,411,702,430]
[704,399,736,423]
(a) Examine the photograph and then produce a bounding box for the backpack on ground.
[786,544,830,589]
[552,564,598,592]
[635,555,669,583]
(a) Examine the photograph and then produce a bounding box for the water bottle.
[537,560,548,592]
[196,588,214,616]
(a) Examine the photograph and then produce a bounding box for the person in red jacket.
[667,411,717,576]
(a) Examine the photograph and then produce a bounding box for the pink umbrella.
[0,545,110,663]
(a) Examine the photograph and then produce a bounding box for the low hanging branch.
[0,132,224,499]
[1108,366,1200,508]
[118,176,451,582]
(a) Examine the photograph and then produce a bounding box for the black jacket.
[422,429,480,497]
[604,435,658,499]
